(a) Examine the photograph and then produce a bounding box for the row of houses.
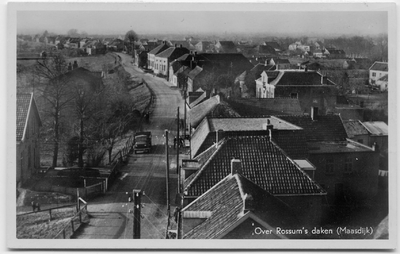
[177,91,388,237]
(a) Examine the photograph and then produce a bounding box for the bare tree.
[35,54,75,167]
[125,30,139,56]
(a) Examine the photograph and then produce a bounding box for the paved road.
[73,53,187,239]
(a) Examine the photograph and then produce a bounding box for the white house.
[369,61,388,86]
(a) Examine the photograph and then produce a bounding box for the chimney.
[372,142,379,152]
[305,66,308,72]
[243,194,254,212]
[231,159,242,175]
[311,107,318,120]
[180,44,183,48]
[216,129,224,146]
[174,43,177,47]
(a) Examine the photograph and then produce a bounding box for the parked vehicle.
[134,132,152,154]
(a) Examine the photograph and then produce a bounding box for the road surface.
[73,53,186,239]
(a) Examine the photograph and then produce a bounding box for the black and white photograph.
[5,0,397,250]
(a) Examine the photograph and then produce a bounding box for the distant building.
[214,41,237,53]
[154,45,190,77]
[147,42,170,70]
[369,61,388,88]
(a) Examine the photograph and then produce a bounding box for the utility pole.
[133,189,142,239]
[165,130,170,238]
[176,107,180,175]
[183,87,187,139]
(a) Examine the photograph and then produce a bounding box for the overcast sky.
[17,9,388,37]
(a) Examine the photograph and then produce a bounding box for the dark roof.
[216,41,237,53]
[264,41,281,50]
[169,40,191,49]
[273,58,291,65]
[195,53,253,76]
[156,46,190,60]
[183,173,299,239]
[187,66,203,80]
[170,60,183,73]
[277,115,348,142]
[258,45,276,55]
[148,43,170,55]
[184,136,325,197]
[206,101,241,119]
[188,92,205,105]
[270,129,308,159]
[370,61,388,72]
[176,53,192,62]
[272,71,324,86]
[249,64,276,78]
[343,120,369,138]
[16,93,32,141]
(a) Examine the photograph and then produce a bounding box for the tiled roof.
[183,173,299,239]
[195,53,253,76]
[190,116,302,158]
[188,92,205,105]
[216,41,237,53]
[189,96,220,128]
[148,43,170,55]
[156,46,190,60]
[271,71,324,86]
[169,40,191,49]
[189,92,206,109]
[277,115,348,142]
[185,136,325,197]
[270,129,308,159]
[343,120,369,137]
[170,60,183,73]
[362,121,388,136]
[16,93,32,141]
[370,61,388,72]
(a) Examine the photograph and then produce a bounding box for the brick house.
[278,113,380,206]
[16,93,42,186]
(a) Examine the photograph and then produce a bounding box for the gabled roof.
[258,45,276,55]
[369,61,388,72]
[189,96,220,128]
[148,43,170,55]
[187,65,203,80]
[169,40,191,49]
[362,121,388,136]
[271,71,324,86]
[327,49,346,55]
[216,41,237,53]
[277,115,348,142]
[264,41,281,50]
[343,120,369,138]
[155,46,190,60]
[170,60,183,73]
[17,93,41,141]
[183,173,299,239]
[184,136,325,197]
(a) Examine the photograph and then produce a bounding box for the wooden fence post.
[71,220,75,232]
[63,229,66,239]
[49,209,52,221]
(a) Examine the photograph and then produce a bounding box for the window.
[326,158,334,174]
[344,157,353,174]
[290,93,298,99]
[372,72,376,77]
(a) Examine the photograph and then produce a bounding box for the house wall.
[369,136,388,152]
[148,53,155,69]
[277,195,323,227]
[369,70,387,85]
[348,134,370,146]
[275,85,338,115]
[16,109,41,186]
[308,151,379,206]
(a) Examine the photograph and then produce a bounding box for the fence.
[53,198,89,239]
[17,203,77,220]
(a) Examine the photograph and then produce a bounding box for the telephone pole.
[165,129,170,238]
[133,189,142,239]
[176,107,180,177]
